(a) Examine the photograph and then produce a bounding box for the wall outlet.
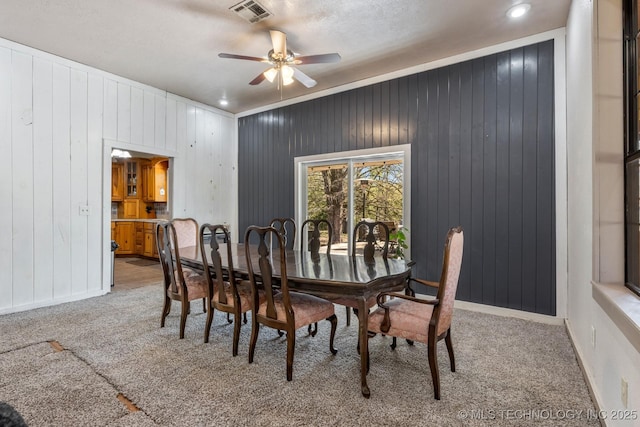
[621,378,628,408]
[591,326,596,348]
[79,206,90,216]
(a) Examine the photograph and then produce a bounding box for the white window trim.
[294,144,411,258]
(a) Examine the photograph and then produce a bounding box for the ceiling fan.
[218,30,341,89]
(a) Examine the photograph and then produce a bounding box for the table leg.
[358,297,370,398]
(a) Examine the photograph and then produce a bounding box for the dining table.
[178,242,413,398]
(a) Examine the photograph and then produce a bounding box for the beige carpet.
[0,284,598,426]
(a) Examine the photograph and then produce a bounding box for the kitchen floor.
[113,257,163,291]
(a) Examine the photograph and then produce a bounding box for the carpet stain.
[48,341,64,352]
[117,393,140,412]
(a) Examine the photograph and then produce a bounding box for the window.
[624,0,640,296]
[295,145,410,256]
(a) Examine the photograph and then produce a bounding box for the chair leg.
[243,312,248,324]
[390,337,397,350]
[445,329,456,372]
[179,299,189,339]
[232,310,242,357]
[345,306,351,326]
[161,294,171,327]
[327,315,338,355]
[202,298,207,313]
[428,338,441,400]
[204,303,214,343]
[227,312,233,324]
[286,329,295,381]
[308,322,318,337]
[248,321,260,364]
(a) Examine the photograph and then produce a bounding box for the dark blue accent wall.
[238,40,555,315]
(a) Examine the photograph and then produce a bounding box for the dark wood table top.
[178,243,412,299]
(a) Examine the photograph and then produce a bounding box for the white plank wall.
[12,51,34,307]
[0,48,12,308]
[0,37,237,314]
[52,63,72,300]
[87,74,103,292]
[33,57,54,303]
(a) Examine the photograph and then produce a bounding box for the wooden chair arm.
[409,277,440,289]
[376,292,439,307]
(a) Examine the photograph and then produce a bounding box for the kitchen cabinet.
[142,159,168,202]
[111,163,124,201]
[143,222,157,257]
[121,199,139,219]
[135,222,144,254]
[125,160,139,199]
[114,221,135,254]
[112,221,159,258]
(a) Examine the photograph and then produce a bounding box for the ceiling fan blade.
[218,53,268,62]
[293,53,341,65]
[292,68,317,88]
[249,72,267,86]
[270,30,287,57]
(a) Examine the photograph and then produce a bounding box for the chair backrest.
[156,222,187,296]
[245,225,291,326]
[300,219,333,255]
[352,220,390,262]
[199,224,234,306]
[270,217,296,250]
[172,217,199,249]
[433,227,464,336]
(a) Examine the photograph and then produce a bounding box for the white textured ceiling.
[0,0,570,114]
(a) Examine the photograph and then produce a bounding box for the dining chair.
[338,220,391,326]
[199,224,264,356]
[157,221,211,340]
[300,219,332,255]
[367,226,464,400]
[171,217,207,313]
[300,219,333,335]
[270,217,296,250]
[352,220,390,262]
[245,225,337,381]
[171,217,199,248]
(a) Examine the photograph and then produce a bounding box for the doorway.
[103,139,175,292]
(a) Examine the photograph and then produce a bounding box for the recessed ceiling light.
[507,3,531,19]
[219,99,229,106]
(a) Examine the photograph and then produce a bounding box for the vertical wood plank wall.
[0,38,237,314]
[238,40,555,315]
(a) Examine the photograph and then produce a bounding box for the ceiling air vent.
[230,0,272,24]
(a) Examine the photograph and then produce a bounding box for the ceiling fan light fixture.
[507,3,531,19]
[281,65,294,86]
[264,67,278,83]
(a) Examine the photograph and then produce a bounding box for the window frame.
[294,145,411,258]
[624,0,640,297]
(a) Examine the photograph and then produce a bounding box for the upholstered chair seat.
[172,273,209,301]
[256,292,335,330]
[368,297,434,343]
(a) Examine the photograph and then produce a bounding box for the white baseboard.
[0,289,109,316]
[564,319,606,425]
[453,299,565,325]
